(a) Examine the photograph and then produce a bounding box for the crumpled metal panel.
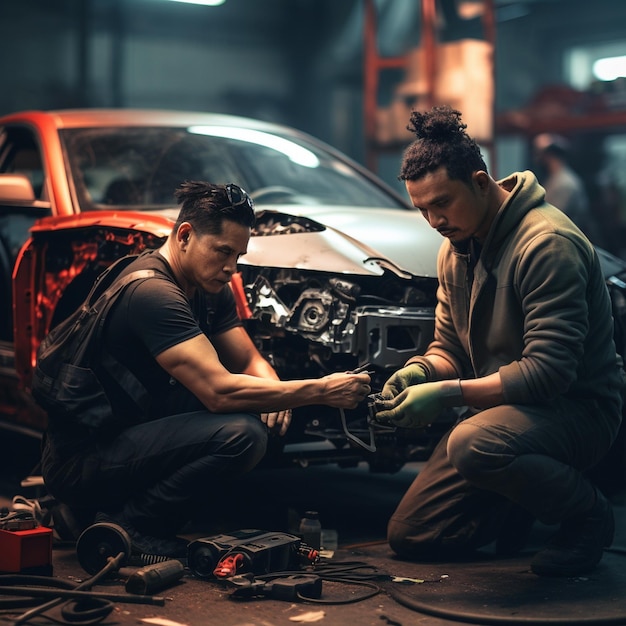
[243,228,386,276]
[246,205,441,278]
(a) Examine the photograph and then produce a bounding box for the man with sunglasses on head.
[41,180,371,559]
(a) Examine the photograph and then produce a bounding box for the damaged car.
[1,109,625,479]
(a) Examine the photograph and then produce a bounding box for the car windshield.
[60,125,405,211]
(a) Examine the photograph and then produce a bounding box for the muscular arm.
[122,275,368,419]
[212,326,292,434]
[155,333,369,414]
[212,326,279,379]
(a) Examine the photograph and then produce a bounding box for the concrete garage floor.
[2,433,626,626]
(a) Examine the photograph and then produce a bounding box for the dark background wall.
[2,0,626,187]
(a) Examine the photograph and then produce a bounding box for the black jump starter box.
[187,529,310,579]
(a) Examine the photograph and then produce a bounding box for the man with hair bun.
[375,106,624,577]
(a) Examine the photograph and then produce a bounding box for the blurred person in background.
[533,133,599,242]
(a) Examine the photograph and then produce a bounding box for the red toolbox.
[0,526,53,573]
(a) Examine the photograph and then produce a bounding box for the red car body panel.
[13,212,174,386]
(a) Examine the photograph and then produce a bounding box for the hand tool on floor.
[125,560,185,594]
[76,521,135,575]
[76,520,185,582]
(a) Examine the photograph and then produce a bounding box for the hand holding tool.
[348,362,374,375]
[374,379,463,429]
[381,362,430,399]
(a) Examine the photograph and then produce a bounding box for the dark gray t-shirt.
[101,250,241,419]
[41,250,243,496]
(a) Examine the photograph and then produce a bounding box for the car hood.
[28,205,442,279]
[244,205,442,279]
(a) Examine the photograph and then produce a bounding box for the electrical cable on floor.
[298,561,384,604]
[388,585,626,626]
[386,545,626,625]
[0,552,165,626]
[233,560,386,605]
[228,548,626,620]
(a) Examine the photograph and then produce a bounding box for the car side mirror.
[0,173,36,202]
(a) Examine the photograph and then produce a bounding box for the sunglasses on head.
[224,183,254,211]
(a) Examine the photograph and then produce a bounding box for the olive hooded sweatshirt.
[425,170,623,421]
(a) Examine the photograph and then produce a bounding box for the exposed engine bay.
[19,212,448,473]
[232,211,446,471]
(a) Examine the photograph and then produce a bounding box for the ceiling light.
[164,0,226,6]
[593,56,626,81]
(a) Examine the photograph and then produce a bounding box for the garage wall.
[1,2,78,112]
[2,0,626,184]
[495,1,626,112]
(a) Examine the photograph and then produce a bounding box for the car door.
[0,124,52,362]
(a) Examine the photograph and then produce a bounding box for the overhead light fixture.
[164,0,226,6]
[593,55,626,82]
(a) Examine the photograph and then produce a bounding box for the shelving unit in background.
[362,0,496,174]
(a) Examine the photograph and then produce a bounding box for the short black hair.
[399,106,487,185]
[173,180,256,235]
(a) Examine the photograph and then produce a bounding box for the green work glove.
[381,362,430,399]
[374,379,463,429]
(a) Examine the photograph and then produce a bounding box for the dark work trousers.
[387,397,621,559]
[42,411,268,537]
